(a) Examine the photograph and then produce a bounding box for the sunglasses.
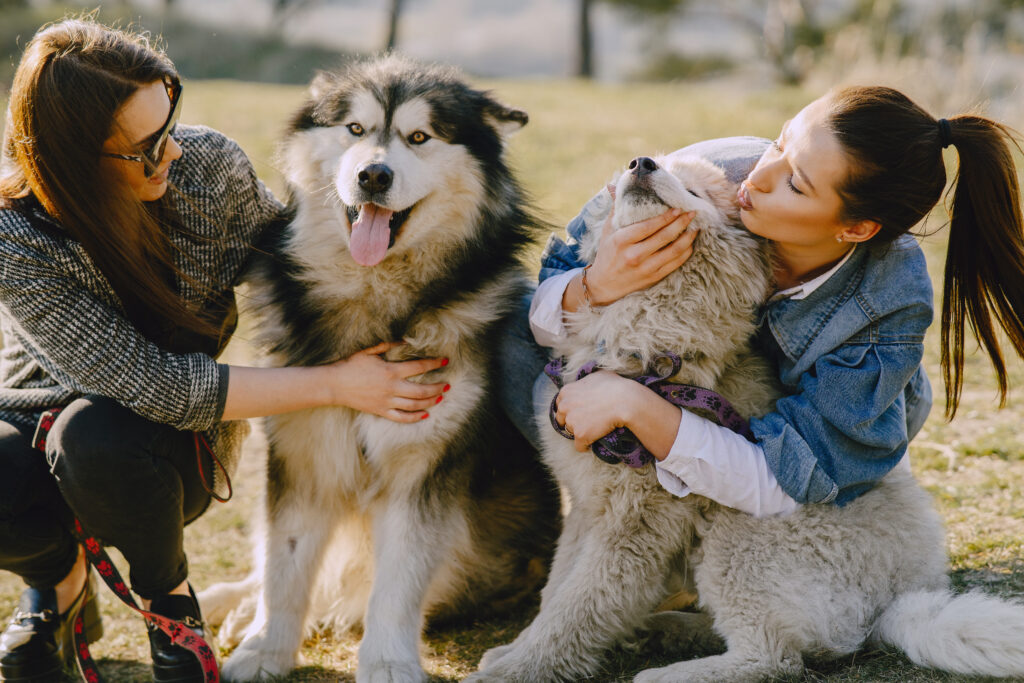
[102,79,183,179]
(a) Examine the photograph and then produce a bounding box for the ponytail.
[826,86,1024,419]
[940,117,1024,418]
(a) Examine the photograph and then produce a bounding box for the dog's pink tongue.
[350,204,393,267]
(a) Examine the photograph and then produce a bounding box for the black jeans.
[0,396,211,599]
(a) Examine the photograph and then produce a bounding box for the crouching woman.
[0,18,447,682]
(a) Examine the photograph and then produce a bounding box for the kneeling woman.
[528,87,1024,516]
[0,18,448,682]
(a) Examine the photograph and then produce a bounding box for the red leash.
[34,407,221,683]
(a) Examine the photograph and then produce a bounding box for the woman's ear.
[840,219,881,243]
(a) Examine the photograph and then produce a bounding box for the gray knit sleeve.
[0,215,225,431]
[171,127,284,282]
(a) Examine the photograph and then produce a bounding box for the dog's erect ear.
[484,100,528,140]
[309,70,341,101]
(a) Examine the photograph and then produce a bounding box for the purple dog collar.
[544,353,755,468]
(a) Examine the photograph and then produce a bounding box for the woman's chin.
[136,177,169,202]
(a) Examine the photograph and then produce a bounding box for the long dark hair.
[826,86,1024,418]
[0,17,219,342]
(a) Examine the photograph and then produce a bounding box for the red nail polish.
[443,384,451,392]
[436,395,443,404]
[421,413,429,420]
[441,358,449,366]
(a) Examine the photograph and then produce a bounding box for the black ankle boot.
[147,586,213,683]
[0,573,102,682]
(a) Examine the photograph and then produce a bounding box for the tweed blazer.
[0,125,283,492]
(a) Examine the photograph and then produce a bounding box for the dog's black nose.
[358,163,394,194]
[628,157,658,176]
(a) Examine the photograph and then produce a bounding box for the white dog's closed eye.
[611,154,737,233]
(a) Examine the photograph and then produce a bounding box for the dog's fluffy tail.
[873,589,1024,677]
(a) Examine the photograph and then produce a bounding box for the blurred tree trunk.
[578,0,593,78]
[385,0,404,51]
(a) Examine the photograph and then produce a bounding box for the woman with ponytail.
[0,18,447,682]
[516,86,1024,518]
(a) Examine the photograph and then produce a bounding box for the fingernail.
[436,395,444,404]
[443,383,451,392]
[421,413,429,420]
[672,207,683,215]
[687,211,696,218]
[441,358,449,366]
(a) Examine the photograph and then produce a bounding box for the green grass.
[2,78,1024,681]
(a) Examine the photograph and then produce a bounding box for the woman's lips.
[737,183,754,211]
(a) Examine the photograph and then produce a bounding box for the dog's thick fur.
[197,57,560,683]
[467,153,1024,682]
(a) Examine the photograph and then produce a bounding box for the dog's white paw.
[477,643,516,671]
[356,659,427,683]
[633,665,675,683]
[197,576,257,627]
[464,655,543,683]
[220,638,295,682]
[215,594,259,648]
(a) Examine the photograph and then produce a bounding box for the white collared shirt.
[768,245,857,302]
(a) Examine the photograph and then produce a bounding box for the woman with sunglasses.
[0,18,448,683]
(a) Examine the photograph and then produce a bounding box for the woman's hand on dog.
[566,207,696,311]
[222,343,448,422]
[555,370,681,457]
[326,341,450,422]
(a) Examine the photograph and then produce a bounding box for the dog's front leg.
[221,476,337,681]
[357,491,457,683]
[469,480,692,682]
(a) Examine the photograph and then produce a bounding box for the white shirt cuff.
[655,409,800,517]
[528,268,582,348]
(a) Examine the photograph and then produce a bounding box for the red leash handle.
[35,407,220,683]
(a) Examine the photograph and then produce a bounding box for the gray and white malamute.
[199,57,559,682]
[469,153,1024,682]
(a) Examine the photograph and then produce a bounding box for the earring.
[836,235,844,242]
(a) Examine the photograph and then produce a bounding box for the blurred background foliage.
[2,0,1023,115]
[0,2,354,84]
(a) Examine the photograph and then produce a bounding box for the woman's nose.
[746,158,773,193]
[165,135,183,164]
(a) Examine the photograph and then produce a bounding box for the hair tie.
[937,118,953,149]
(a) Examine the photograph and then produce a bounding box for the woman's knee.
[45,396,154,482]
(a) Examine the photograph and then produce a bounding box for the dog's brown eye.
[346,123,365,136]
[408,131,430,145]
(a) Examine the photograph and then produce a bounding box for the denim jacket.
[539,136,933,506]
[751,236,932,504]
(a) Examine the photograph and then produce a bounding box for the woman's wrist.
[622,382,683,461]
[561,267,614,314]
[561,271,586,313]
[582,265,613,307]
[310,364,340,408]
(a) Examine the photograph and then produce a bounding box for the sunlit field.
[1,77,1023,681]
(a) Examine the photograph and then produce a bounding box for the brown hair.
[826,86,1024,418]
[0,17,219,343]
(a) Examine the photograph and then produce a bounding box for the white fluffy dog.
[467,153,1024,682]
